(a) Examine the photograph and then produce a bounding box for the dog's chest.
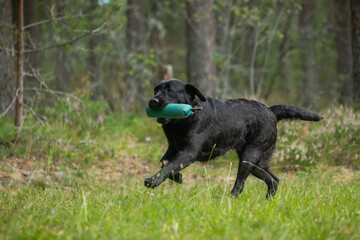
[163,124,192,147]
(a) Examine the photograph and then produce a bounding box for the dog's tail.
[270,105,323,122]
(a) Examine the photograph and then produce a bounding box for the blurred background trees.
[1,0,360,122]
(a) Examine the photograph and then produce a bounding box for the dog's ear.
[185,84,206,102]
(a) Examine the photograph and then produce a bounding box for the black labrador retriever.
[144,79,322,197]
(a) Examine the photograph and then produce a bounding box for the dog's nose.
[149,98,160,109]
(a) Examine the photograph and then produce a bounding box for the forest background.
[0,1,360,239]
[1,0,359,119]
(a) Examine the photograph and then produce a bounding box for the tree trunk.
[15,0,24,131]
[299,0,318,109]
[264,18,292,100]
[24,0,37,49]
[335,0,353,104]
[351,0,360,102]
[23,0,38,90]
[215,0,232,98]
[186,0,216,97]
[0,0,15,115]
[241,0,257,96]
[126,0,145,53]
[88,0,102,101]
[125,0,146,108]
[56,0,70,92]
[87,0,115,110]
[159,65,174,79]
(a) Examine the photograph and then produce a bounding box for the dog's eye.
[154,86,160,95]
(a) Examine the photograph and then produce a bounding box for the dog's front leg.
[160,147,183,184]
[144,151,195,188]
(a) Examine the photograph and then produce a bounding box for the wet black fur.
[144,79,323,198]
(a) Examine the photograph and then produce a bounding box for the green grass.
[0,167,359,240]
[1,99,360,239]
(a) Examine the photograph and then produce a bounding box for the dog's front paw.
[169,172,183,184]
[144,178,156,188]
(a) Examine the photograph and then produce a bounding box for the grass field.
[0,166,359,240]
[1,101,360,239]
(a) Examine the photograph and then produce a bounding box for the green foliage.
[0,116,15,141]
[127,49,158,88]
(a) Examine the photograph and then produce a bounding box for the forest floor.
[0,154,358,191]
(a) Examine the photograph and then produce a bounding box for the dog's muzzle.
[149,98,162,109]
[157,118,171,125]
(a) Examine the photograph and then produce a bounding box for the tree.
[335,0,353,104]
[241,0,258,97]
[299,0,318,109]
[15,0,24,131]
[125,0,146,108]
[351,0,360,102]
[88,0,102,101]
[23,0,38,79]
[186,0,216,97]
[0,0,15,115]
[56,0,71,92]
[214,0,232,98]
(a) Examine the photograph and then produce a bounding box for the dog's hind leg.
[251,167,279,198]
[249,145,279,198]
[230,147,258,197]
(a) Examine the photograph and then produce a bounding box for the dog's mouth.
[153,102,172,125]
[157,118,171,125]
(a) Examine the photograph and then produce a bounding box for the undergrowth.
[0,97,166,168]
[1,98,358,171]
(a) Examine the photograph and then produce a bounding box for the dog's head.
[149,79,206,124]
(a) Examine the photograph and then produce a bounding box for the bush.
[275,106,359,170]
